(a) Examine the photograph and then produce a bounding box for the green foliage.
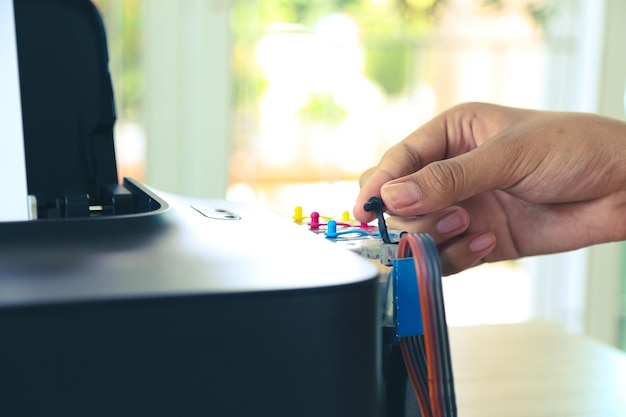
[344,1,441,96]
[232,0,442,104]
[482,0,557,31]
[93,0,560,121]
[231,0,557,100]
[363,44,413,96]
[481,0,505,11]
[298,92,347,125]
[526,1,556,32]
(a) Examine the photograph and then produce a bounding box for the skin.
[354,102,626,275]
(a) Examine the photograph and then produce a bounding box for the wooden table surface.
[448,321,626,417]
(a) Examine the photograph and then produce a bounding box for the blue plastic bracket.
[393,258,423,337]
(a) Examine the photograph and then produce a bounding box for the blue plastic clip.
[324,220,370,239]
[393,258,423,337]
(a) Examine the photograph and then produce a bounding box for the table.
[449,321,626,417]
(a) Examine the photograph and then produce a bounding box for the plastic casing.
[0,188,382,416]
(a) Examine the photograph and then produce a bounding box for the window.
[228,0,554,216]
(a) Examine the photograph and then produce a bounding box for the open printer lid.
[14,0,120,218]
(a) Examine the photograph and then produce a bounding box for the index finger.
[353,114,452,221]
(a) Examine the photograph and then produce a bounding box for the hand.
[354,102,626,275]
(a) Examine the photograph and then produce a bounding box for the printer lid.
[15,0,118,210]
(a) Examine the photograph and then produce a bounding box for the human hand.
[354,102,626,275]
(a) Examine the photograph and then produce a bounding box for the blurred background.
[92,0,626,350]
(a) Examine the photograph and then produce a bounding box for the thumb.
[380,145,511,215]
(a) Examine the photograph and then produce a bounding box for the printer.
[0,0,383,415]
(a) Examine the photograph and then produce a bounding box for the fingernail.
[381,182,421,209]
[469,233,495,253]
[437,211,465,234]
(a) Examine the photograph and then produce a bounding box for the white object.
[0,0,29,221]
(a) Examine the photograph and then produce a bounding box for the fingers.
[354,102,524,221]
[354,107,457,221]
[438,232,496,276]
[380,146,514,216]
[354,143,446,222]
[386,206,470,243]
[354,169,396,223]
[386,207,496,276]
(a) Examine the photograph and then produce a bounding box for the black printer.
[0,1,382,416]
